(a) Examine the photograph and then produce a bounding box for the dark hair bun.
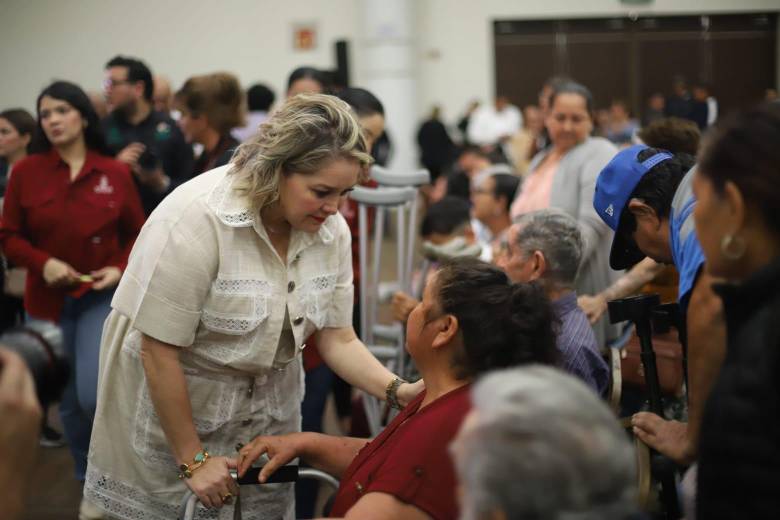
[435,259,558,378]
[508,282,559,366]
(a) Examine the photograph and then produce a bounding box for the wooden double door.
[494,12,777,117]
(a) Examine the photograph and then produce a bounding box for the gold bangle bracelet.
[385,377,407,410]
[178,450,210,479]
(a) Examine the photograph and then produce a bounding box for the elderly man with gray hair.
[451,366,637,520]
[497,208,609,394]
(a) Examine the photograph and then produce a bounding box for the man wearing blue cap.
[594,144,725,467]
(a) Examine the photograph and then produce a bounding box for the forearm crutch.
[608,294,681,520]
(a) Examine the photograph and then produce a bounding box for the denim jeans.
[58,289,114,481]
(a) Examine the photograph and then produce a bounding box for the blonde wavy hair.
[230,93,373,214]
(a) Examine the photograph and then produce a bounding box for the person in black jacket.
[417,105,455,182]
[102,55,194,215]
[691,102,780,519]
[665,75,693,121]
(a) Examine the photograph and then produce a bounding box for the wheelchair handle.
[178,466,339,519]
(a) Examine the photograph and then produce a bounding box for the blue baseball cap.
[594,144,674,270]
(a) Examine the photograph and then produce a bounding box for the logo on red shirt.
[94,175,114,195]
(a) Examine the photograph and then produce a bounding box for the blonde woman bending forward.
[84,94,422,520]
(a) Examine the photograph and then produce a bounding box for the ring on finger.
[221,492,233,504]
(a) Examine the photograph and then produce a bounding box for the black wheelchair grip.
[236,465,299,485]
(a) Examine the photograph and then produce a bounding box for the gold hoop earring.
[720,234,746,261]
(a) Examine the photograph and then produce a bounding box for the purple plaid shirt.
[553,292,610,396]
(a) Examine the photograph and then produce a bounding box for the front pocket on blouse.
[299,273,338,329]
[79,192,121,235]
[201,278,272,335]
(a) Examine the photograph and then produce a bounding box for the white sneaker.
[39,425,66,448]
[79,497,105,520]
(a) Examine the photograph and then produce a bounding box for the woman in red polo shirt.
[0,81,144,490]
[237,259,558,519]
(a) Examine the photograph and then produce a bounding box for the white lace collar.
[206,168,336,245]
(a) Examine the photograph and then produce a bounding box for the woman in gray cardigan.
[511,81,620,346]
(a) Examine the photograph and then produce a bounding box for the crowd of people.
[0,52,778,520]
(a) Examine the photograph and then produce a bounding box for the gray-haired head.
[511,208,583,290]
[451,365,636,520]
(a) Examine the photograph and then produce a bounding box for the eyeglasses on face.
[103,78,133,90]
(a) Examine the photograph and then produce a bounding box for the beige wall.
[0,0,360,113]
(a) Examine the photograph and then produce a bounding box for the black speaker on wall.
[334,40,350,89]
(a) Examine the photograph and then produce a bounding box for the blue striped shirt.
[553,292,610,396]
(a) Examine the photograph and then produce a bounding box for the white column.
[359,0,418,173]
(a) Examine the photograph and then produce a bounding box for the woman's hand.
[116,142,145,167]
[42,258,81,288]
[577,293,608,325]
[91,266,122,290]
[237,433,305,484]
[184,456,239,509]
[396,379,425,408]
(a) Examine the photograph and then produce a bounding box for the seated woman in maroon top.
[237,258,558,519]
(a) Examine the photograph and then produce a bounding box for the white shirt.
[232,110,270,143]
[706,97,718,127]
[467,104,523,146]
